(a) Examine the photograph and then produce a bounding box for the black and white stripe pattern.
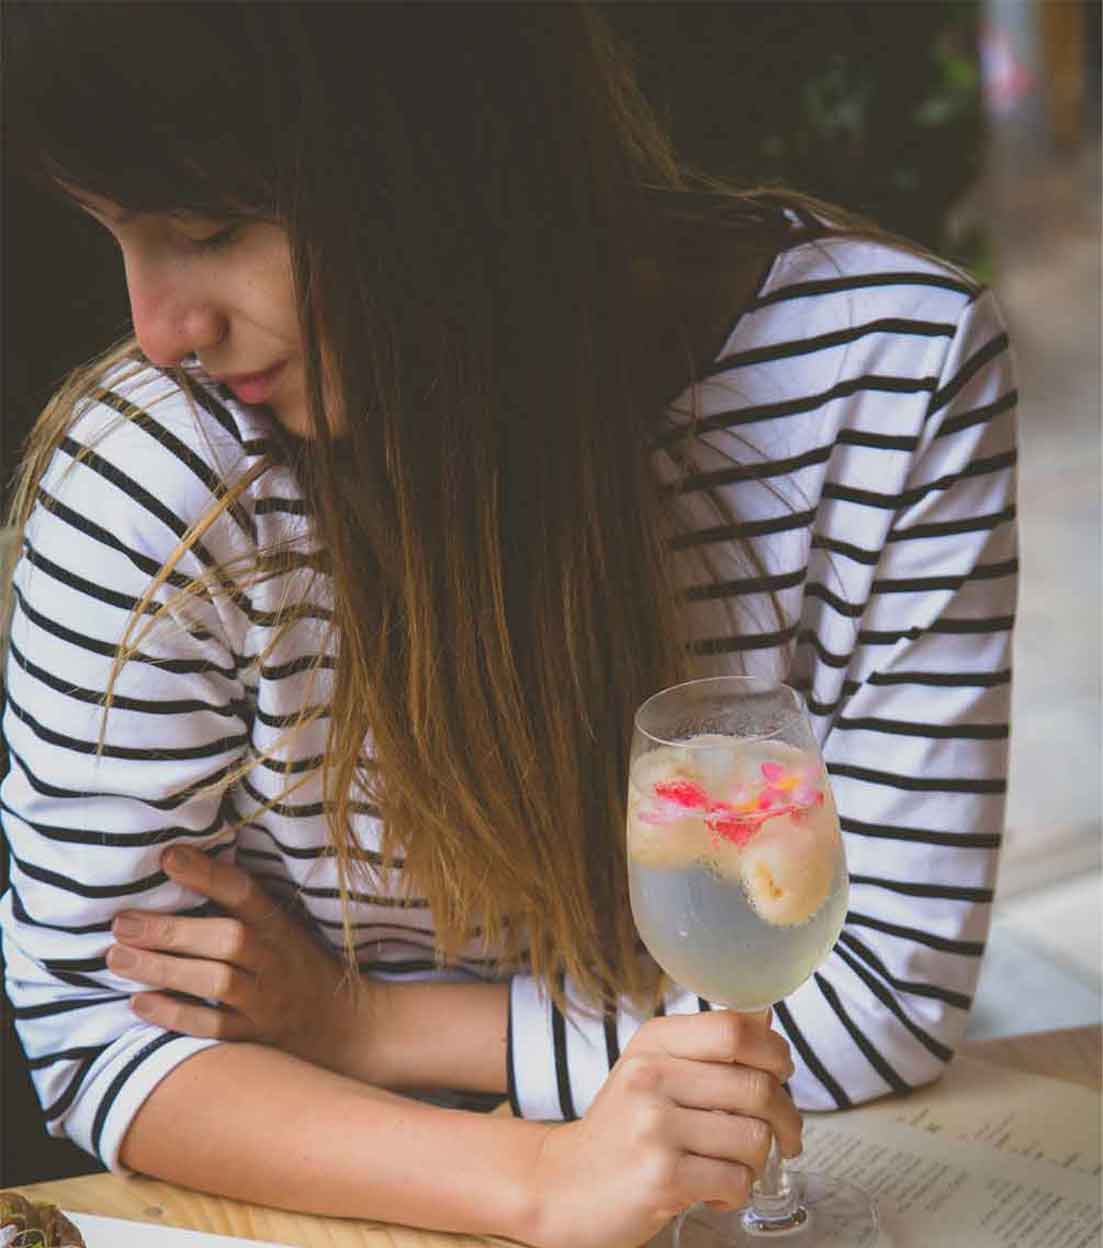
[507,236,1015,1119]
[1,233,1016,1165]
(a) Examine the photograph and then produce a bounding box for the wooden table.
[9,1025,1101,1247]
[958,1022,1101,1089]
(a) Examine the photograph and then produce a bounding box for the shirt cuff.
[61,1026,221,1171]
[508,973,653,1121]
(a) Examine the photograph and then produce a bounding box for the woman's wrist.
[325,977,511,1093]
[308,974,394,1085]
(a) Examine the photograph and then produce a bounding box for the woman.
[1,5,1015,1245]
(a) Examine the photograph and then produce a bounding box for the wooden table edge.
[957,1021,1101,1089]
[7,1023,1100,1245]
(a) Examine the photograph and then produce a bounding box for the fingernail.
[113,915,143,940]
[164,847,194,872]
[108,945,137,970]
[131,996,154,1018]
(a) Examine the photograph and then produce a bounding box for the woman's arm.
[102,845,803,1244]
[506,268,1017,1124]
[118,1042,541,1233]
[342,978,511,1092]
[119,1010,799,1248]
[104,845,513,1095]
[1,372,258,1165]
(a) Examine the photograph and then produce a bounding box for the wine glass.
[627,675,878,1246]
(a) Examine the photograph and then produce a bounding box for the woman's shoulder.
[37,357,289,559]
[742,230,984,343]
[66,356,274,480]
[673,227,1010,472]
[698,228,1005,426]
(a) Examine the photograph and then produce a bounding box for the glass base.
[674,1172,878,1246]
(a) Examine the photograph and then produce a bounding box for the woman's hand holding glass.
[527,1010,801,1248]
[106,846,358,1075]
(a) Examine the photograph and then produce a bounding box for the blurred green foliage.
[605,2,989,280]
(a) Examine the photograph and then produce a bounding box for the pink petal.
[761,762,785,782]
[654,779,710,810]
[708,812,757,846]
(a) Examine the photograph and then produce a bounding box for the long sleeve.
[773,284,1015,1107]
[1,372,256,1167]
[507,255,1017,1119]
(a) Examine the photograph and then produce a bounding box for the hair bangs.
[6,2,279,220]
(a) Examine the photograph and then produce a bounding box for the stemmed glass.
[627,676,878,1246]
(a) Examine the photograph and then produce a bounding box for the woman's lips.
[216,361,286,405]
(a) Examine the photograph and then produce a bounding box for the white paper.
[67,1213,290,1248]
[645,1055,1101,1248]
[792,1056,1101,1247]
[797,1120,1100,1247]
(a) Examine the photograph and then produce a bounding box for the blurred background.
[2,0,1100,1185]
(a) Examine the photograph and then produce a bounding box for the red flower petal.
[708,812,758,846]
[653,779,709,810]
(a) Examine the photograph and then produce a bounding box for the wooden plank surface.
[8,1024,1100,1247]
[3,1171,511,1247]
[958,1023,1101,1089]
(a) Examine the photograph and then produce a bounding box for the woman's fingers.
[674,1102,796,1181]
[106,942,254,1010]
[663,1058,803,1160]
[112,912,262,970]
[616,1049,802,1164]
[633,1010,795,1082]
[130,991,257,1041]
[162,846,285,930]
[675,1152,756,1213]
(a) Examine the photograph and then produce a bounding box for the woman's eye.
[187,224,241,251]
[172,218,244,250]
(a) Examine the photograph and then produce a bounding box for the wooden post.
[1038,0,1086,148]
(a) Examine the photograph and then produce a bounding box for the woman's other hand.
[525,1010,802,1248]
[106,847,359,1073]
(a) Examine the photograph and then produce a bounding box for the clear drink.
[627,738,847,1009]
[628,679,877,1245]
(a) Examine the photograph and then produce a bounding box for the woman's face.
[66,187,314,434]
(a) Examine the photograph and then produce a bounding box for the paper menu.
[798,1122,1099,1247]
[647,1055,1100,1248]
[794,1055,1101,1247]
[67,1213,289,1248]
[833,1054,1100,1179]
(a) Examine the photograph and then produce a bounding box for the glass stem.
[743,1141,807,1234]
[757,1138,788,1199]
[732,1009,807,1232]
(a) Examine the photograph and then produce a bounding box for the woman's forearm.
[119,1041,545,1239]
[331,978,511,1093]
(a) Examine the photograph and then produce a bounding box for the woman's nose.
[123,254,226,367]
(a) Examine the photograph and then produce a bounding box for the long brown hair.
[4,3,966,1012]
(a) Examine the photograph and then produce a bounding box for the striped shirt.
[1,232,1017,1168]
